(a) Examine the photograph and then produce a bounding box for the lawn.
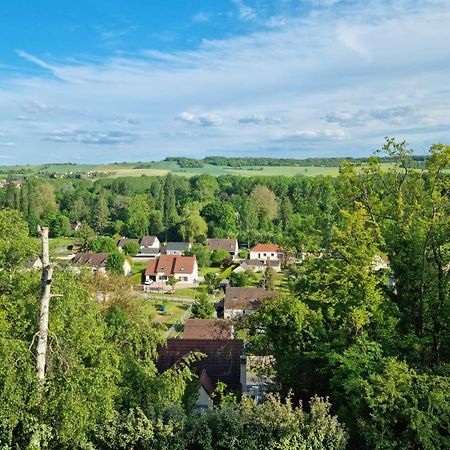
[149,300,191,330]
[199,266,220,277]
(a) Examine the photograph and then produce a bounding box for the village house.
[183,319,234,340]
[233,259,281,273]
[116,235,161,259]
[157,338,245,409]
[223,287,277,319]
[144,254,198,287]
[249,243,283,262]
[72,252,132,276]
[207,238,239,257]
[161,241,192,256]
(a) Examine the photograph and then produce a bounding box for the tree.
[203,272,219,294]
[92,191,110,233]
[123,241,140,256]
[106,251,125,275]
[250,185,278,220]
[77,222,95,252]
[262,266,276,290]
[191,291,215,319]
[179,212,208,243]
[230,271,248,287]
[190,174,219,202]
[163,173,178,229]
[166,276,178,293]
[186,245,211,268]
[125,194,150,237]
[91,236,117,253]
[210,249,229,266]
[0,209,36,274]
[201,202,237,237]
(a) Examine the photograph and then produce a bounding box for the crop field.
[1,161,431,179]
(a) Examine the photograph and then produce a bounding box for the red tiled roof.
[157,338,244,392]
[224,287,277,312]
[250,243,280,253]
[183,319,233,340]
[145,255,196,276]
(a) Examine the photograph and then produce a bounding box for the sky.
[0,0,449,164]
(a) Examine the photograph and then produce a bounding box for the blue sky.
[0,0,449,163]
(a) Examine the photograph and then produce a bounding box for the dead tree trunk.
[36,226,53,384]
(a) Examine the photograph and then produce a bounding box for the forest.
[0,138,449,449]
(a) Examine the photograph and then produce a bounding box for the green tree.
[92,191,110,233]
[167,276,178,293]
[77,222,96,252]
[91,236,117,253]
[262,266,276,290]
[191,291,215,319]
[210,248,229,266]
[186,245,211,268]
[179,212,208,243]
[201,202,237,238]
[123,241,140,256]
[230,271,248,287]
[126,194,150,237]
[250,185,278,220]
[106,251,125,275]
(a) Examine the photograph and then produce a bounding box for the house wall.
[224,308,256,320]
[195,386,213,410]
[249,251,282,261]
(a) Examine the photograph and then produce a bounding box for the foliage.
[123,241,140,256]
[210,248,230,266]
[191,291,215,319]
[106,251,126,275]
[229,271,248,287]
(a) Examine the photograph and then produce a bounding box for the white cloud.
[239,114,283,125]
[192,12,209,23]
[44,129,138,145]
[176,112,223,126]
[232,0,257,22]
[0,142,16,147]
[278,129,350,141]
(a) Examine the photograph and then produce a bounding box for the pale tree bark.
[36,226,53,384]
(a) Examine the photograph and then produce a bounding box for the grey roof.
[224,287,277,312]
[163,242,191,252]
[207,238,238,253]
[138,247,161,255]
[140,235,159,247]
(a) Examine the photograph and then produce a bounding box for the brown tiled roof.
[183,319,233,340]
[250,243,281,253]
[207,239,238,253]
[145,255,196,276]
[224,287,277,312]
[157,339,244,392]
[72,252,109,267]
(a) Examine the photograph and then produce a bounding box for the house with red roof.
[144,254,198,287]
[249,243,283,262]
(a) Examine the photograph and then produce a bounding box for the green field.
[0,161,344,178]
[1,161,434,179]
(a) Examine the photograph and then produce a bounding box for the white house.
[72,252,131,276]
[207,238,239,257]
[249,243,283,262]
[162,242,192,256]
[144,255,198,287]
[223,287,277,319]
